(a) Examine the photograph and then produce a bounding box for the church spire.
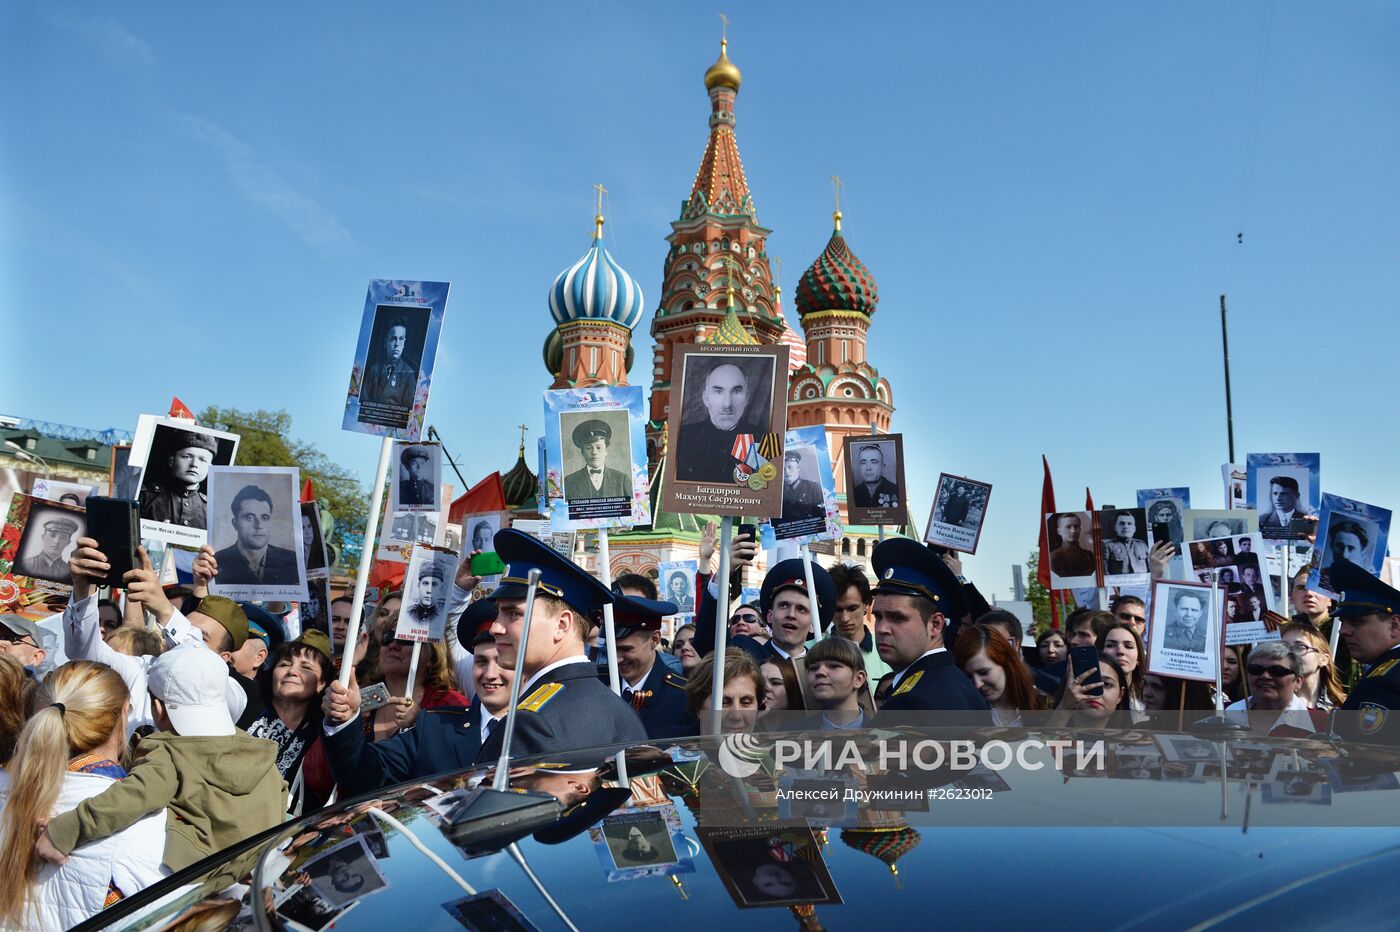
[687,25,754,221]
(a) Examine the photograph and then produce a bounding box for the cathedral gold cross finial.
[719,12,729,41]
[593,183,608,238]
[517,423,529,454]
[772,255,783,297]
[830,174,844,231]
[716,254,740,308]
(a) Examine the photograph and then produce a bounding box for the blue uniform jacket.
[875,649,989,720]
[323,698,484,798]
[623,658,699,741]
[474,659,648,765]
[1340,644,1400,744]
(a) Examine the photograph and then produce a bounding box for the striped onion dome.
[548,219,645,330]
[794,213,878,318]
[776,293,807,372]
[502,446,538,509]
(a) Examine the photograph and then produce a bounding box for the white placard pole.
[598,528,621,695]
[338,436,393,687]
[1211,572,1224,714]
[709,516,735,731]
[800,543,823,639]
[404,642,422,700]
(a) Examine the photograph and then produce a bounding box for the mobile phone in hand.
[469,551,506,577]
[737,523,756,542]
[1152,522,1172,545]
[84,497,139,587]
[360,682,392,713]
[1068,645,1104,696]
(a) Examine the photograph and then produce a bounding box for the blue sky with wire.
[2,2,1397,595]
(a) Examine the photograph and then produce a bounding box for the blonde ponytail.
[0,661,129,927]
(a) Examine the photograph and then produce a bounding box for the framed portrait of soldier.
[1145,579,1218,683]
[206,466,308,602]
[842,433,907,527]
[1098,506,1150,586]
[1045,511,1099,588]
[1247,452,1321,541]
[662,343,789,519]
[394,544,458,642]
[544,386,649,530]
[301,501,330,577]
[1308,493,1392,598]
[696,823,841,909]
[925,474,992,554]
[658,560,698,614]
[135,418,240,547]
[342,279,449,442]
[761,425,839,548]
[391,441,441,513]
[7,494,85,586]
[589,807,694,882]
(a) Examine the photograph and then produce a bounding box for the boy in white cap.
[37,642,286,871]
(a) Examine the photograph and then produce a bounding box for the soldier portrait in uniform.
[136,419,239,545]
[301,501,329,575]
[1100,507,1150,581]
[304,836,389,909]
[843,434,907,527]
[672,353,777,484]
[206,466,309,601]
[1146,580,1219,682]
[699,825,841,909]
[925,473,993,554]
[1046,511,1098,587]
[778,447,824,523]
[359,306,427,420]
[15,501,85,585]
[394,545,457,642]
[559,411,632,519]
[600,812,677,869]
[391,441,440,512]
[344,280,449,440]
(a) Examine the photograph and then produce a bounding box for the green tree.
[198,407,367,571]
[1026,549,1051,632]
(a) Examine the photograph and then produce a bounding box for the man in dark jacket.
[608,595,697,740]
[214,485,300,586]
[675,362,765,484]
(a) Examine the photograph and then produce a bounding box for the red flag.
[168,397,195,420]
[300,478,317,503]
[449,472,507,524]
[368,560,405,594]
[1037,456,1061,630]
[1085,487,1095,511]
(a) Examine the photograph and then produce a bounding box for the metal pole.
[598,528,621,694]
[1211,572,1224,714]
[709,516,735,730]
[338,436,394,686]
[404,641,422,700]
[493,568,543,791]
[427,425,469,490]
[1220,295,1236,464]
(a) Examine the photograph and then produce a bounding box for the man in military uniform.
[665,571,695,613]
[21,514,79,583]
[562,419,631,502]
[779,449,824,523]
[213,485,300,585]
[1162,590,1208,653]
[362,316,418,410]
[1049,512,1097,579]
[675,361,766,483]
[850,443,900,510]
[140,429,218,528]
[406,560,445,624]
[1332,559,1400,744]
[1101,510,1149,576]
[398,446,435,506]
[609,594,697,740]
[870,538,989,717]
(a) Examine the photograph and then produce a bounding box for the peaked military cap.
[871,538,968,618]
[1331,558,1400,619]
[607,594,679,640]
[760,558,836,631]
[571,419,612,449]
[487,527,615,615]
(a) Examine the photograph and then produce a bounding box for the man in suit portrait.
[215,484,300,585]
[1260,476,1310,532]
[675,361,766,483]
[398,446,435,506]
[940,482,971,528]
[779,449,824,523]
[1163,590,1208,653]
[362,315,419,410]
[562,419,631,501]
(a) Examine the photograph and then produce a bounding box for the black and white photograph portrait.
[136,418,240,546]
[1155,734,1229,764]
[304,835,390,908]
[600,812,678,868]
[1248,453,1320,542]
[1320,517,1377,574]
[1046,511,1098,588]
[378,508,440,562]
[394,544,456,642]
[442,891,537,932]
[1143,497,1185,545]
[462,512,504,555]
[15,498,85,585]
[301,577,330,635]
[925,474,992,554]
[358,304,429,428]
[658,560,697,613]
[206,466,308,602]
[301,501,329,576]
[274,885,349,932]
[559,410,632,520]
[391,441,441,513]
[672,352,778,485]
[843,434,906,527]
[778,445,823,524]
[1186,509,1255,542]
[698,824,842,909]
[1146,580,1218,683]
[30,478,96,507]
[1099,507,1150,582]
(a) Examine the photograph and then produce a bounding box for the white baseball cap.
[148,642,235,737]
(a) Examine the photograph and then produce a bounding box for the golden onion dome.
[704,38,742,91]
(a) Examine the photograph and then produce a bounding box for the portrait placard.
[134,418,240,547]
[1184,509,1258,543]
[391,442,442,513]
[588,806,694,882]
[761,425,840,548]
[342,279,450,441]
[696,823,842,909]
[1247,453,1320,541]
[842,433,907,527]
[302,835,390,909]
[206,466,308,603]
[460,511,507,556]
[395,544,458,642]
[376,502,441,564]
[1184,531,1274,616]
[663,343,789,519]
[441,891,537,931]
[1145,579,1219,683]
[544,385,650,530]
[1307,493,1392,599]
[1098,506,1150,587]
[110,444,140,500]
[299,576,331,636]
[657,560,698,614]
[1222,604,1283,647]
[301,501,330,577]
[1222,464,1247,510]
[4,494,85,587]
[31,478,97,508]
[925,474,992,553]
[1044,511,1098,588]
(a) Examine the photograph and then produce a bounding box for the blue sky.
[3,2,1397,596]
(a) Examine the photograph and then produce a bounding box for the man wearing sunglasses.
[1109,595,1147,639]
[0,614,47,673]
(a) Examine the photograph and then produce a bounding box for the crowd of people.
[1,511,1398,928]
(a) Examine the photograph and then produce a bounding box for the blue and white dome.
[548,225,645,330]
